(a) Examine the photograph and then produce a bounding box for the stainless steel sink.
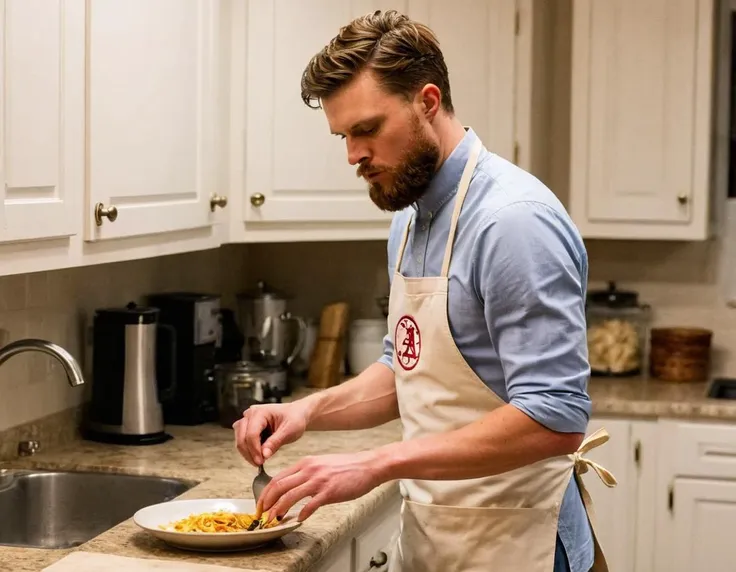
[0,469,195,549]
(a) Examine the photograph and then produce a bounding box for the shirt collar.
[413,127,478,218]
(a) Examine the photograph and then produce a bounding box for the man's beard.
[358,121,440,212]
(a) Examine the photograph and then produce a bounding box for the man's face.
[322,71,440,212]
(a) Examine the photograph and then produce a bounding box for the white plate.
[133,498,302,552]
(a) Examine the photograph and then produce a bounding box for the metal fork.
[252,425,273,504]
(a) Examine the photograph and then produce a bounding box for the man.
[233,9,615,572]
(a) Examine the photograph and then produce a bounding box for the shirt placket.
[413,210,433,277]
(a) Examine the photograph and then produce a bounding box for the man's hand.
[233,401,314,466]
[256,450,384,521]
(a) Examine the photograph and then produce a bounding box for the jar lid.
[215,355,284,373]
[215,360,268,374]
[588,281,640,308]
[236,280,291,301]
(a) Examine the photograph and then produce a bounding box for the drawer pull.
[700,444,736,459]
[370,551,388,568]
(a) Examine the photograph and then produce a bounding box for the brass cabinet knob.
[209,194,228,212]
[94,203,118,226]
[250,193,265,207]
[677,194,688,205]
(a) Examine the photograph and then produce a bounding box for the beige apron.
[386,136,617,572]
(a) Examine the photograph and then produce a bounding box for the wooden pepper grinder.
[307,302,350,389]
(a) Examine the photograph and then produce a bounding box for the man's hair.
[300,10,453,113]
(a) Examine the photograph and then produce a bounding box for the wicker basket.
[649,327,712,382]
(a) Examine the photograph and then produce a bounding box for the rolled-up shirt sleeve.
[475,201,592,434]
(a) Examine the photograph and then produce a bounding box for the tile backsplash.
[248,235,736,379]
[0,246,247,432]
[1,232,735,433]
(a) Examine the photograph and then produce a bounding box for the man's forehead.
[322,72,400,132]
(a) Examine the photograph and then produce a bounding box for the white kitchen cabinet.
[569,0,716,240]
[84,0,225,243]
[0,0,84,244]
[654,419,736,572]
[585,416,658,572]
[229,0,554,243]
[313,490,400,572]
[313,538,354,572]
[665,479,736,572]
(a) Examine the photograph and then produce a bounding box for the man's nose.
[346,139,369,166]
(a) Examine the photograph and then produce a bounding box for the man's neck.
[433,114,468,170]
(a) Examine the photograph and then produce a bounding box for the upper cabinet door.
[243,0,407,225]
[570,0,715,240]
[406,0,518,164]
[242,0,520,226]
[84,0,220,242]
[0,0,84,244]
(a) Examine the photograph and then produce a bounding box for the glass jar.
[586,281,651,377]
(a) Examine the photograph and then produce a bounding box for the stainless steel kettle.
[83,302,176,445]
[236,281,307,369]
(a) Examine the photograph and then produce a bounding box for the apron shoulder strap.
[395,213,413,271]
[440,137,483,278]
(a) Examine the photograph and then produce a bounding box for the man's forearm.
[374,403,584,482]
[300,362,399,431]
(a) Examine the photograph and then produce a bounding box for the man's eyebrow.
[332,115,385,136]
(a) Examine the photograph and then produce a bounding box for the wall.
[246,236,736,379]
[0,245,247,432]
[3,235,729,434]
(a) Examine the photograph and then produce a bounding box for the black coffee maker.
[145,292,221,425]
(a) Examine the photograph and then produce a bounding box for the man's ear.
[418,84,441,121]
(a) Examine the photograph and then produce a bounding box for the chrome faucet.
[0,339,85,387]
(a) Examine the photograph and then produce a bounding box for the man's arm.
[373,402,580,482]
[300,361,399,431]
[372,201,592,481]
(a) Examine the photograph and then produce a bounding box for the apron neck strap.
[440,137,482,277]
[394,136,483,277]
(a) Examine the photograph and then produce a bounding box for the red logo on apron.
[395,315,421,370]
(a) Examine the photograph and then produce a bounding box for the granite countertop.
[2,376,736,570]
[587,376,736,421]
[0,396,403,572]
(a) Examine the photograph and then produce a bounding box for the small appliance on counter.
[212,358,284,428]
[83,302,175,445]
[236,280,308,394]
[145,292,221,425]
[215,308,244,364]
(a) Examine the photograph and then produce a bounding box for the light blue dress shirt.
[379,128,595,572]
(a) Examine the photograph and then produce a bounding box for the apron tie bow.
[572,428,618,488]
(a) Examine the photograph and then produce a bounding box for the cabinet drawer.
[354,494,401,572]
[667,420,736,479]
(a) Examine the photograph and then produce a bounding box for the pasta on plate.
[159,510,281,533]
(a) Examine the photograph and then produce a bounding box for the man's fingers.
[261,428,286,461]
[232,418,254,465]
[244,412,269,465]
[259,470,308,514]
[269,481,319,520]
[298,493,327,522]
